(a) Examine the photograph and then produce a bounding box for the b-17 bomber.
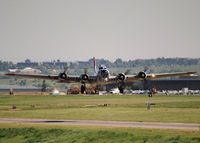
[5,57,196,94]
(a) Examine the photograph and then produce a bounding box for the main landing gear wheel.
[81,84,86,94]
[119,87,124,94]
[118,85,124,94]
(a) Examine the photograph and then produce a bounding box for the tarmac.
[0,118,200,130]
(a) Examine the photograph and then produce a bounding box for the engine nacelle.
[117,73,126,81]
[137,72,147,79]
[80,74,89,82]
[59,73,67,79]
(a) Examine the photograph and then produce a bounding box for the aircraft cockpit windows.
[99,65,106,70]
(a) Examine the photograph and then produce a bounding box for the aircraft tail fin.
[93,57,97,75]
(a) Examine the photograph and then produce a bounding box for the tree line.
[0,57,199,71]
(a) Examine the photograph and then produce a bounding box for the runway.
[0,118,199,130]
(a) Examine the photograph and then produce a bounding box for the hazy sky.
[0,0,199,62]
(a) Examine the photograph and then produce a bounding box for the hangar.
[106,78,200,91]
[144,79,200,90]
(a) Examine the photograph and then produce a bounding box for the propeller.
[81,67,89,82]
[84,67,88,75]
[144,66,149,72]
[117,69,130,81]
[117,69,131,93]
[125,69,131,75]
[63,62,69,73]
[59,62,69,79]
[135,66,149,79]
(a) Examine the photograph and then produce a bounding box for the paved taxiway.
[0,118,199,130]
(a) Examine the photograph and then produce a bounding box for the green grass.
[0,124,199,143]
[0,94,200,123]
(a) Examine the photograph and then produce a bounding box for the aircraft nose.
[101,70,108,78]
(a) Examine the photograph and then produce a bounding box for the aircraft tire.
[81,85,85,94]
[118,86,124,94]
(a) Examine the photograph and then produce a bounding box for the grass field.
[0,94,200,123]
[0,123,199,143]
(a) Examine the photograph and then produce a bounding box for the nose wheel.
[81,84,86,94]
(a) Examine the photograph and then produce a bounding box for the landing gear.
[118,87,124,94]
[81,84,86,94]
[118,84,125,94]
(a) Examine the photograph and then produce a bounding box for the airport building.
[143,79,200,90]
[17,62,39,67]
[106,78,200,91]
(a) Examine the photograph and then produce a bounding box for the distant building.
[55,62,67,67]
[46,69,57,74]
[8,69,20,73]
[42,62,55,66]
[17,62,39,67]
[9,67,41,74]
[105,79,200,91]
[20,67,41,74]
[42,61,69,67]
[77,61,90,68]
[145,79,200,90]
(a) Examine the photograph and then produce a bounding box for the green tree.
[114,58,123,67]
[25,59,31,63]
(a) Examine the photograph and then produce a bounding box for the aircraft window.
[99,65,107,70]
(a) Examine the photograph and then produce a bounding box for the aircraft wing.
[5,73,96,83]
[145,72,196,80]
[5,71,195,85]
[5,73,59,80]
[107,72,195,83]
